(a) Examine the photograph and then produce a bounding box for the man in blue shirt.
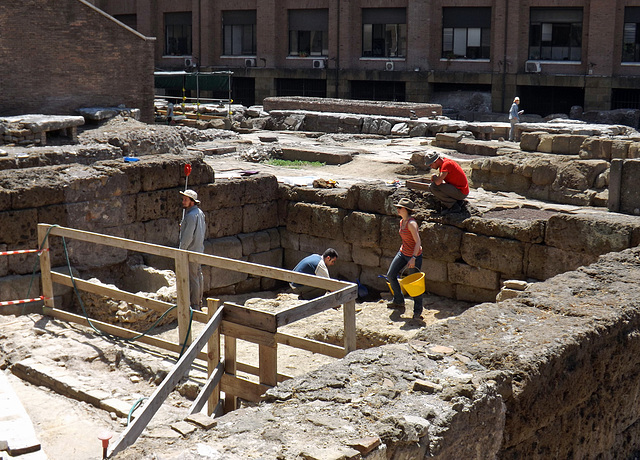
[290,248,338,300]
[179,189,206,309]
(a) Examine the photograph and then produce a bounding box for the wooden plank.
[189,360,224,416]
[191,252,348,290]
[42,307,208,360]
[51,272,176,317]
[224,335,237,412]
[276,332,345,359]
[175,252,191,347]
[220,320,276,346]
[343,299,357,353]
[275,285,358,326]
[220,373,270,403]
[406,178,432,192]
[37,224,55,310]
[259,343,278,387]
[207,298,222,416]
[42,224,178,259]
[222,302,277,333]
[108,305,224,458]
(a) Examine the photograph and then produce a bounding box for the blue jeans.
[386,251,423,315]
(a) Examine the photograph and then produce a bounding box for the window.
[442,7,491,59]
[288,9,328,57]
[623,7,640,62]
[165,12,192,56]
[529,8,582,61]
[223,10,256,56]
[362,8,406,58]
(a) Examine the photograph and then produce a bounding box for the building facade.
[90,0,640,116]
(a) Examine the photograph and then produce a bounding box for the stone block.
[66,196,136,230]
[519,132,541,152]
[628,142,640,159]
[354,184,395,215]
[461,233,524,277]
[422,258,447,283]
[267,228,281,249]
[455,284,498,303]
[242,201,278,233]
[359,265,388,292]
[309,205,346,239]
[238,231,271,256]
[139,159,182,192]
[143,218,177,246]
[526,244,598,280]
[279,227,299,250]
[463,217,545,244]
[65,237,128,270]
[380,216,402,250]
[286,202,314,234]
[530,162,557,186]
[298,235,351,263]
[551,135,572,155]
[137,190,172,222]
[343,211,380,247]
[545,214,634,254]
[351,245,381,267]
[569,135,588,154]
[611,140,631,160]
[0,244,7,277]
[616,159,640,215]
[208,206,243,238]
[243,174,279,205]
[248,248,283,269]
[0,209,38,245]
[424,279,455,298]
[420,223,463,262]
[200,179,245,211]
[447,262,500,290]
[537,134,553,153]
[334,260,360,284]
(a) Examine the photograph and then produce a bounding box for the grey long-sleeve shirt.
[179,205,205,253]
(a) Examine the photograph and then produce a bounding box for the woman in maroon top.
[386,197,423,320]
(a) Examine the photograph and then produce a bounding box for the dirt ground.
[2,122,481,460]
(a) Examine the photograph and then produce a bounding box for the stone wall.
[280,184,640,304]
[0,0,155,122]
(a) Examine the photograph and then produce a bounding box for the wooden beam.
[259,343,278,387]
[275,285,358,326]
[234,361,292,383]
[37,225,54,310]
[206,298,222,416]
[343,299,357,353]
[220,373,270,403]
[220,320,276,346]
[222,302,277,333]
[41,224,178,259]
[51,272,176,317]
[43,307,208,361]
[191,252,348,290]
[189,360,224,416]
[223,335,237,413]
[276,332,345,359]
[108,305,224,457]
[174,252,191,347]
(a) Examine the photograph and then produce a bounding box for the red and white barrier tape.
[0,296,45,306]
[0,248,48,256]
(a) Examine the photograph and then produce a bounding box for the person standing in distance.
[509,97,524,142]
[179,189,206,310]
[290,248,338,300]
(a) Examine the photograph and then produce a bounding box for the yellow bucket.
[399,272,425,297]
[386,281,407,296]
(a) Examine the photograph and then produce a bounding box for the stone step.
[0,371,44,458]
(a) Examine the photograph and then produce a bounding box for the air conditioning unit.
[245,58,256,67]
[385,61,395,71]
[184,58,193,67]
[312,59,325,69]
[525,61,541,73]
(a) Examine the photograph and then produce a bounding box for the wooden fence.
[36,224,358,457]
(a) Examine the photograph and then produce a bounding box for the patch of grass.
[265,159,325,168]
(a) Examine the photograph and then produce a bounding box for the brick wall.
[0,0,155,122]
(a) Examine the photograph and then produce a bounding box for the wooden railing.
[37,224,358,457]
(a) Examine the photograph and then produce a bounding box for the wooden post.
[223,334,237,412]
[207,298,221,416]
[175,251,191,347]
[259,343,278,387]
[343,299,356,353]
[37,224,55,312]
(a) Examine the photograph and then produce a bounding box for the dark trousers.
[386,251,423,315]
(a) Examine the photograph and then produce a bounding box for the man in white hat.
[179,189,206,309]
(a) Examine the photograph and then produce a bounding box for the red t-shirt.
[441,158,469,195]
